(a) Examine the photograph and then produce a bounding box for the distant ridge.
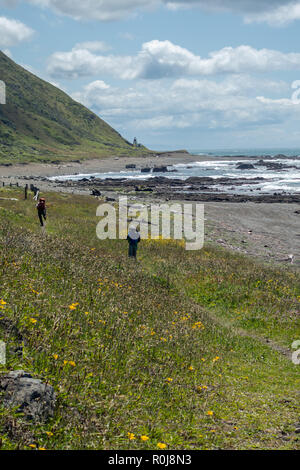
[0,51,147,164]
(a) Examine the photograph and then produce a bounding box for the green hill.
[0,51,146,164]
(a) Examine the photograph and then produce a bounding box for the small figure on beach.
[127,225,140,260]
[36,197,47,227]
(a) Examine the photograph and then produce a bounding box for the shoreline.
[1,150,286,179]
[0,152,204,178]
[0,151,299,268]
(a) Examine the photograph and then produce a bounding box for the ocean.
[50,148,300,195]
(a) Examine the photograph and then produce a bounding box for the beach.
[0,151,299,268]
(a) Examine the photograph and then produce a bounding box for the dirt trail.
[197,303,292,359]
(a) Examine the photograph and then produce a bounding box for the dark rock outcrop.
[91,189,101,196]
[236,163,255,170]
[0,370,56,422]
[153,166,168,173]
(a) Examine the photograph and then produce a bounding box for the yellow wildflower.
[141,435,149,441]
[157,443,167,449]
[128,432,135,440]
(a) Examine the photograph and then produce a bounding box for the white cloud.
[47,48,135,80]
[47,40,300,80]
[71,75,294,133]
[73,41,111,52]
[27,0,159,21]
[3,0,300,25]
[256,96,298,105]
[245,2,300,25]
[165,1,300,25]
[0,16,34,48]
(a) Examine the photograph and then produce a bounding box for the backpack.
[37,199,46,210]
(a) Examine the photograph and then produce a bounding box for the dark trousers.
[128,244,137,258]
[38,209,46,226]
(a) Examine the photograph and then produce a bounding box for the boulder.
[141,167,151,173]
[236,163,255,170]
[125,164,136,169]
[153,166,168,173]
[91,189,101,197]
[0,370,56,422]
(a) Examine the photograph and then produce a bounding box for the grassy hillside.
[0,187,299,450]
[0,51,147,164]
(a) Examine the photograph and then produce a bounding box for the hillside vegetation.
[0,51,147,164]
[0,187,299,450]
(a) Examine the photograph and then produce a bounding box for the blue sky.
[2,1,300,150]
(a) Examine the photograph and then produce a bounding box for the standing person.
[36,197,47,227]
[127,226,140,260]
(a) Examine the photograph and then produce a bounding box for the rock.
[0,370,56,422]
[141,167,151,173]
[153,166,168,173]
[91,189,101,197]
[236,163,255,170]
[135,186,153,192]
[125,164,136,169]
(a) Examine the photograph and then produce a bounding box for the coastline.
[0,151,299,268]
[0,150,272,179]
[0,151,203,178]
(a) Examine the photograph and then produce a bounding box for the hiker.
[36,197,47,227]
[127,226,140,259]
[30,184,40,201]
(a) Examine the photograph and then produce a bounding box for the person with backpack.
[36,197,47,227]
[127,225,141,260]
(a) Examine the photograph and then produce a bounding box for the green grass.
[0,187,299,450]
[0,51,149,164]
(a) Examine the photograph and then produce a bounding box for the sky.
[2,1,300,150]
